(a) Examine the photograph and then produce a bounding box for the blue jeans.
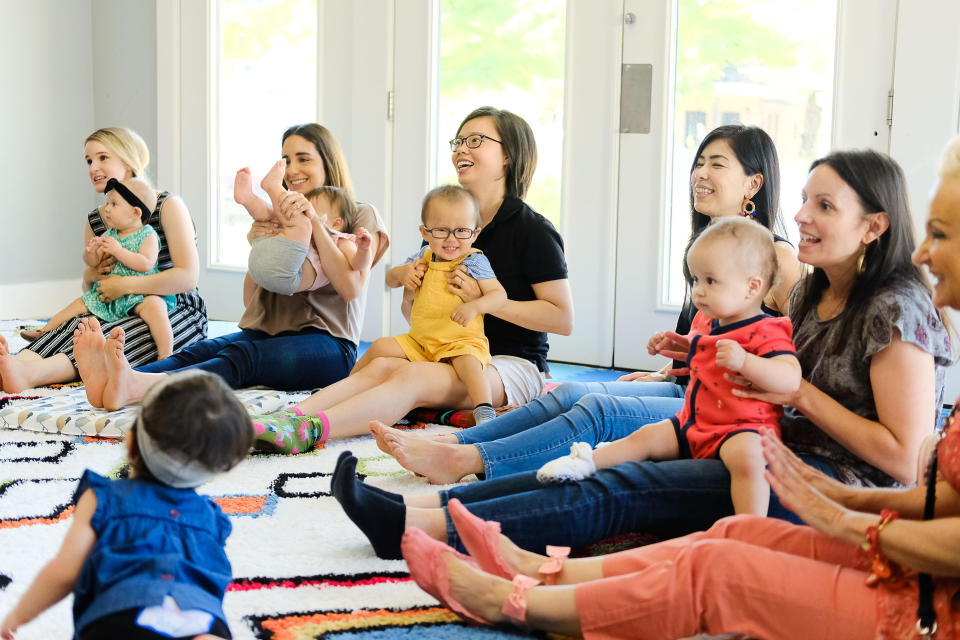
[136,328,357,390]
[455,381,685,478]
[440,454,839,553]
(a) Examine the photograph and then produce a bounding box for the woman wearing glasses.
[201,106,571,448]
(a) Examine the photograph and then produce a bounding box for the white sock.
[537,442,597,483]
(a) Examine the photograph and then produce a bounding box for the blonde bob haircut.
[938,136,960,181]
[85,127,150,178]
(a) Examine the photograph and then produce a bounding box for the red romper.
[669,312,796,459]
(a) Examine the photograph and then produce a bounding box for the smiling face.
[85,141,132,193]
[794,164,884,272]
[452,116,507,194]
[914,177,960,309]
[420,195,480,262]
[690,139,761,218]
[282,134,327,193]
[100,190,142,234]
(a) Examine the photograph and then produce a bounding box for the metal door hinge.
[387,90,395,121]
[886,89,894,126]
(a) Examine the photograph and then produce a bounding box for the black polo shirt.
[474,197,568,372]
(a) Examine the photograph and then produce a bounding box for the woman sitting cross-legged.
[345,137,960,638]
[369,124,803,484]
[330,147,954,562]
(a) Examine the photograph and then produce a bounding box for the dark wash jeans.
[137,327,356,390]
[440,454,839,553]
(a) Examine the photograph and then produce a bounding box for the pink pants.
[575,515,876,640]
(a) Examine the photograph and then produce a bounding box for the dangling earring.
[856,251,867,275]
[741,198,756,219]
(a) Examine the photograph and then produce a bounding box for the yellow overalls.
[394,248,492,366]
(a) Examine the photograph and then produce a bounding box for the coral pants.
[575,515,876,640]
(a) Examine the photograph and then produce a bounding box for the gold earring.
[741,199,756,219]
[856,251,866,275]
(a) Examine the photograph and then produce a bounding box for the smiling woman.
[0,127,208,394]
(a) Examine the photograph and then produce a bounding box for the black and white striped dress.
[30,192,208,368]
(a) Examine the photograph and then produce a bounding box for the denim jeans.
[136,328,357,390]
[455,381,685,478]
[440,454,838,553]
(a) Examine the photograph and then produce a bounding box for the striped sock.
[473,403,496,425]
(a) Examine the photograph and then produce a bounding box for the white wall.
[0,0,95,315]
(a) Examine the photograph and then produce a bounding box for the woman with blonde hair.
[0,127,207,392]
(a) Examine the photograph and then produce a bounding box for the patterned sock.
[251,407,331,455]
[331,451,405,559]
[473,403,496,425]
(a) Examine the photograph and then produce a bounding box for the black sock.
[331,451,406,559]
[332,451,403,502]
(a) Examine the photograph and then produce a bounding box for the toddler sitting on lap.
[539,216,801,516]
[27,177,176,359]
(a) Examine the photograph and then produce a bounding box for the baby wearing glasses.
[235,161,373,296]
[371,185,507,425]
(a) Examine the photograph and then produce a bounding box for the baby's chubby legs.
[134,296,173,360]
[718,431,769,516]
[40,297,90,334]
[450,354,495,424]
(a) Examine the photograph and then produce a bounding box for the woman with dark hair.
[0,127,208,393]
[331,147,952,563]
[369,124,803,483]
[74,123,389,410]
[222,106,573,447]
[388,139,960,639]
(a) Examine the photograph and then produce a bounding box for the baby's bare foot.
[260,159,287,206]
[233,167,257,207]
[74,317,108,407]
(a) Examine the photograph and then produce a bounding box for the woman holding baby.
[0,127,206,393]
[74,123,390,412]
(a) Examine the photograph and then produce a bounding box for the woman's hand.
[247,220,283,244]
[278,190,315,222]
[761,429,852,537]
[95,252,116,275]
[728,373,804,405]
[617,370,667,382]
[647,330,691,362]
[95,275,128,302]
[448,265,481,301]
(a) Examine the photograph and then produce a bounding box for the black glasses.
[449,134,502,152]
[422,226,478,239]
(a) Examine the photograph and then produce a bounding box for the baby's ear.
[746,275,764,298]
[330,217,344,231]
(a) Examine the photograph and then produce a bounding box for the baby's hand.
[401,258,427,290]
[646,331,667,355]
[99,236,122,256]
[715,338,746,371]
[85,236,102,254]
[450,302,479,327]
[354,227,373,252]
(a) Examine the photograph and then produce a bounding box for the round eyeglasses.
[449,134,502,152]
[422,226,478,239]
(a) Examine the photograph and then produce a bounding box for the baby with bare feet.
[234,162,373,296]
[24,178,176,360]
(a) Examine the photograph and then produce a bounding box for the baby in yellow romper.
[364,185,507,424]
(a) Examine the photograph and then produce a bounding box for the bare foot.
[260,159,287,207]
[101,328,141,411]
[445,553,512,625]
[369,420,399,454]
[383,425,480,484]
[233,167,258,209]
[0,353,30,393]
[74,317,109,407]
[0,334,8,356]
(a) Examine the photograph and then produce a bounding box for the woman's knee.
[364,356,411,383]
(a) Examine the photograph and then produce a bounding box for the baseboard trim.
[0,278,83,318]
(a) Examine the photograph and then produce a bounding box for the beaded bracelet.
[862,509,899,586]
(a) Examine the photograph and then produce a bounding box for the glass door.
[392,0,624,365]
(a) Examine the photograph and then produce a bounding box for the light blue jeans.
[454,381,686,478]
